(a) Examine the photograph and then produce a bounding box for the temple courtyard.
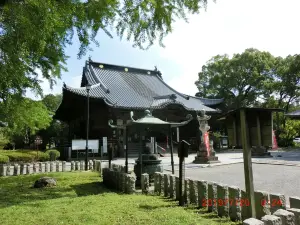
[112,149,300,206]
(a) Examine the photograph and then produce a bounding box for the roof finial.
[63,82,66,88]
[88,55,92,62]
[154,66,158,71]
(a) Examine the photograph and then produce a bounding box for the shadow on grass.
[0,173,111,209]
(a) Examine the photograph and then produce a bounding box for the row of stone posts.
[0,160,103,177]
[153,172,300,224]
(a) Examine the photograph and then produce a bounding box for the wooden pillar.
[139,129,143,183]
[240,109,256,218]
[169,125,175,174]
[176,127,180,142]
[256,114,262,146]
[233,117,237,146]
[125,127,128,173]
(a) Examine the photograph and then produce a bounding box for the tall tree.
[0,0,211,105]
[195,48,276,110]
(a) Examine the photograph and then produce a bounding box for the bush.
[45,149,60,161]
[36,152,50,162]
[0,150,50,163]
[0,154,9,164]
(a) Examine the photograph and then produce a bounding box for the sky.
[27,0,300,99]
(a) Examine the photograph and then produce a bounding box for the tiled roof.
[63,61,223,112]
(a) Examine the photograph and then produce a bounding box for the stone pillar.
[57,161,62,172]
[45,162,50,172]
[228,186,242,221]
[175,176,180,201]
[141,173,149,194]
[197,180,208,209]
[65,162,71,172]
[50,162,56,172]
[159,173,164,196]
[0,164,7,176]
[39,162,45,173]
[71,161,75,171]
[184,178,190,205]
[125,174,136,194]
[8,165,14,176]
[254,191,271,219]
[242,218,264,225]
[261,215,281,225]
[169,175,176,199]
[33,163,40,174]
[290,196,300,209]
[164,174,170,197]
[189,179,197,204]
[241,190,251,220]
[208,182,217,213]
[88,160,93,170]
[154,172,160,194]
[62,161,66,172]
[217,183,229,217]
[27,164,33,174]
[121,173,126,193]
[14,164,20,176]
[75,161,80,170]
[269,193,286,213]
[80,161,84,170]
[21,164,27,175]
[287,208,300,225]
[273,209,295,225]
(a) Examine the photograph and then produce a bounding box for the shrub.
[45,149,60,161]
[4,152,35,162]
[0,154,9,164]
[36,152,50,162]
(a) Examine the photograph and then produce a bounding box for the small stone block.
[163,174,170,197]
[287,208,300,225]
[0,165,7,176]
[75,161,80,170]
[159,173,164,196]
[273,209,295,225]
[8,166,14,176]
[228,186,242,221]
[255,190,271,219]
[21,164,27,175]
[169,175,176,199]
[14,164,20,176]
[197,180,208,209]
[208,182,217,213]
[290,197,300,209]
[189,179,198,204]
[217,183,229,217]
[241,190,251,220]
[65,162,71,172]
[62,161,66,172]
[175,176,180,201]
[269,193,286,213]
[261,215,281,225]
[50,162,56,172]
[27,164,33,174]
[153,172,160,194]
[40,163,45,173]
[243,218,264,225]
[184,178,190,205]
[141,173,149,194]
[33,164,40,173]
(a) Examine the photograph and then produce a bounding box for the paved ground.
[110,150,300,206]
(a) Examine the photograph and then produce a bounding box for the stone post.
[184,178,190,205]
[14,164,20,176]
[290,197,300,209]
[126,174,136,194]
[33,163,40,174]
[89,160,93,170]
[159,173,164,196]
[39,162,45,173]
[269,193,286,213]
[254,191,271,219]
[287,208,300,225]
[164,174,170,197]
[197,180,208,209]
[121,173,126,193]
[208,182,217,213]
[169,175,176,199]
[154,172,160,194]
[261,215,281,224]
[189,179,197,204]
[1,164,7,176]
[45,162,50,172]
[228,186,242,221]
[57,161,62,172]
[75,161,80,170]
[141,173,149,194]
[27,164,33,174]
[80,161,84,170]
[62,161,66,172]
[8,165,14,176]
[175,176,180,201]
[217,183,229,217]
[71,161,75,171]
[50,162,56,172]
[273,209,295,225]
[21,164,27,175]
[242,218,263,225]
[241,190,251,220]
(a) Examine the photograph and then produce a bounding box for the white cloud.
[157,0,300,95]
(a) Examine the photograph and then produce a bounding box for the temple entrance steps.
[128,142,142,158]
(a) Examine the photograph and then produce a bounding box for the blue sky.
[27,0,300,99]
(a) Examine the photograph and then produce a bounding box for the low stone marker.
[71,161,75,171]
[287,208,300,225]
[169,175,176,199]
[164,174,170,197]
[50,162,56,172]
[65,162,71,172]
[207,182,217,213]
[141,173,149,194]
[56,162,62,172]
[33,163,40,174]
[255,190,271,219]
[217,183,229,217]
[14,164,20,176]
[75,161,80,171]
[184,178,190,205]
[197,180,208,209]
[45,162,51,173]
[8,165,14,176]
[21,164,27,175]
[241,190,251,220]
[269,193,286,213]
[79,161,84,170]
[188,179,197,204]
[228,186,241,221]
[290,197,300,209]
[273,209,295,225]
[153,172,160,194]
[39,162,45,173]
[1,165,7,176]
[125,174,136,194]
[261,215,281,225]
[27,164,33,174]
[243,218,264,225]
[159,173,164,196]
[120,173,126,193]
[175,176,180,201]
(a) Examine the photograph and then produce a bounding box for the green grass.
[0,172,240,225]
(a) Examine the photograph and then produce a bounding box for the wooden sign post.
[240,109,256,218]
[178,140,190,206]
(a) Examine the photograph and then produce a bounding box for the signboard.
[103,137,107,153]
[204,132,210,156]
[71,139,99,153]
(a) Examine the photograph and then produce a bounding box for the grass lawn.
[0,172,240,225]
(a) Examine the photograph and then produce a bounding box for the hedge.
[0,154,9,164]
[0,150,50,163]
[45,149,60,161]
